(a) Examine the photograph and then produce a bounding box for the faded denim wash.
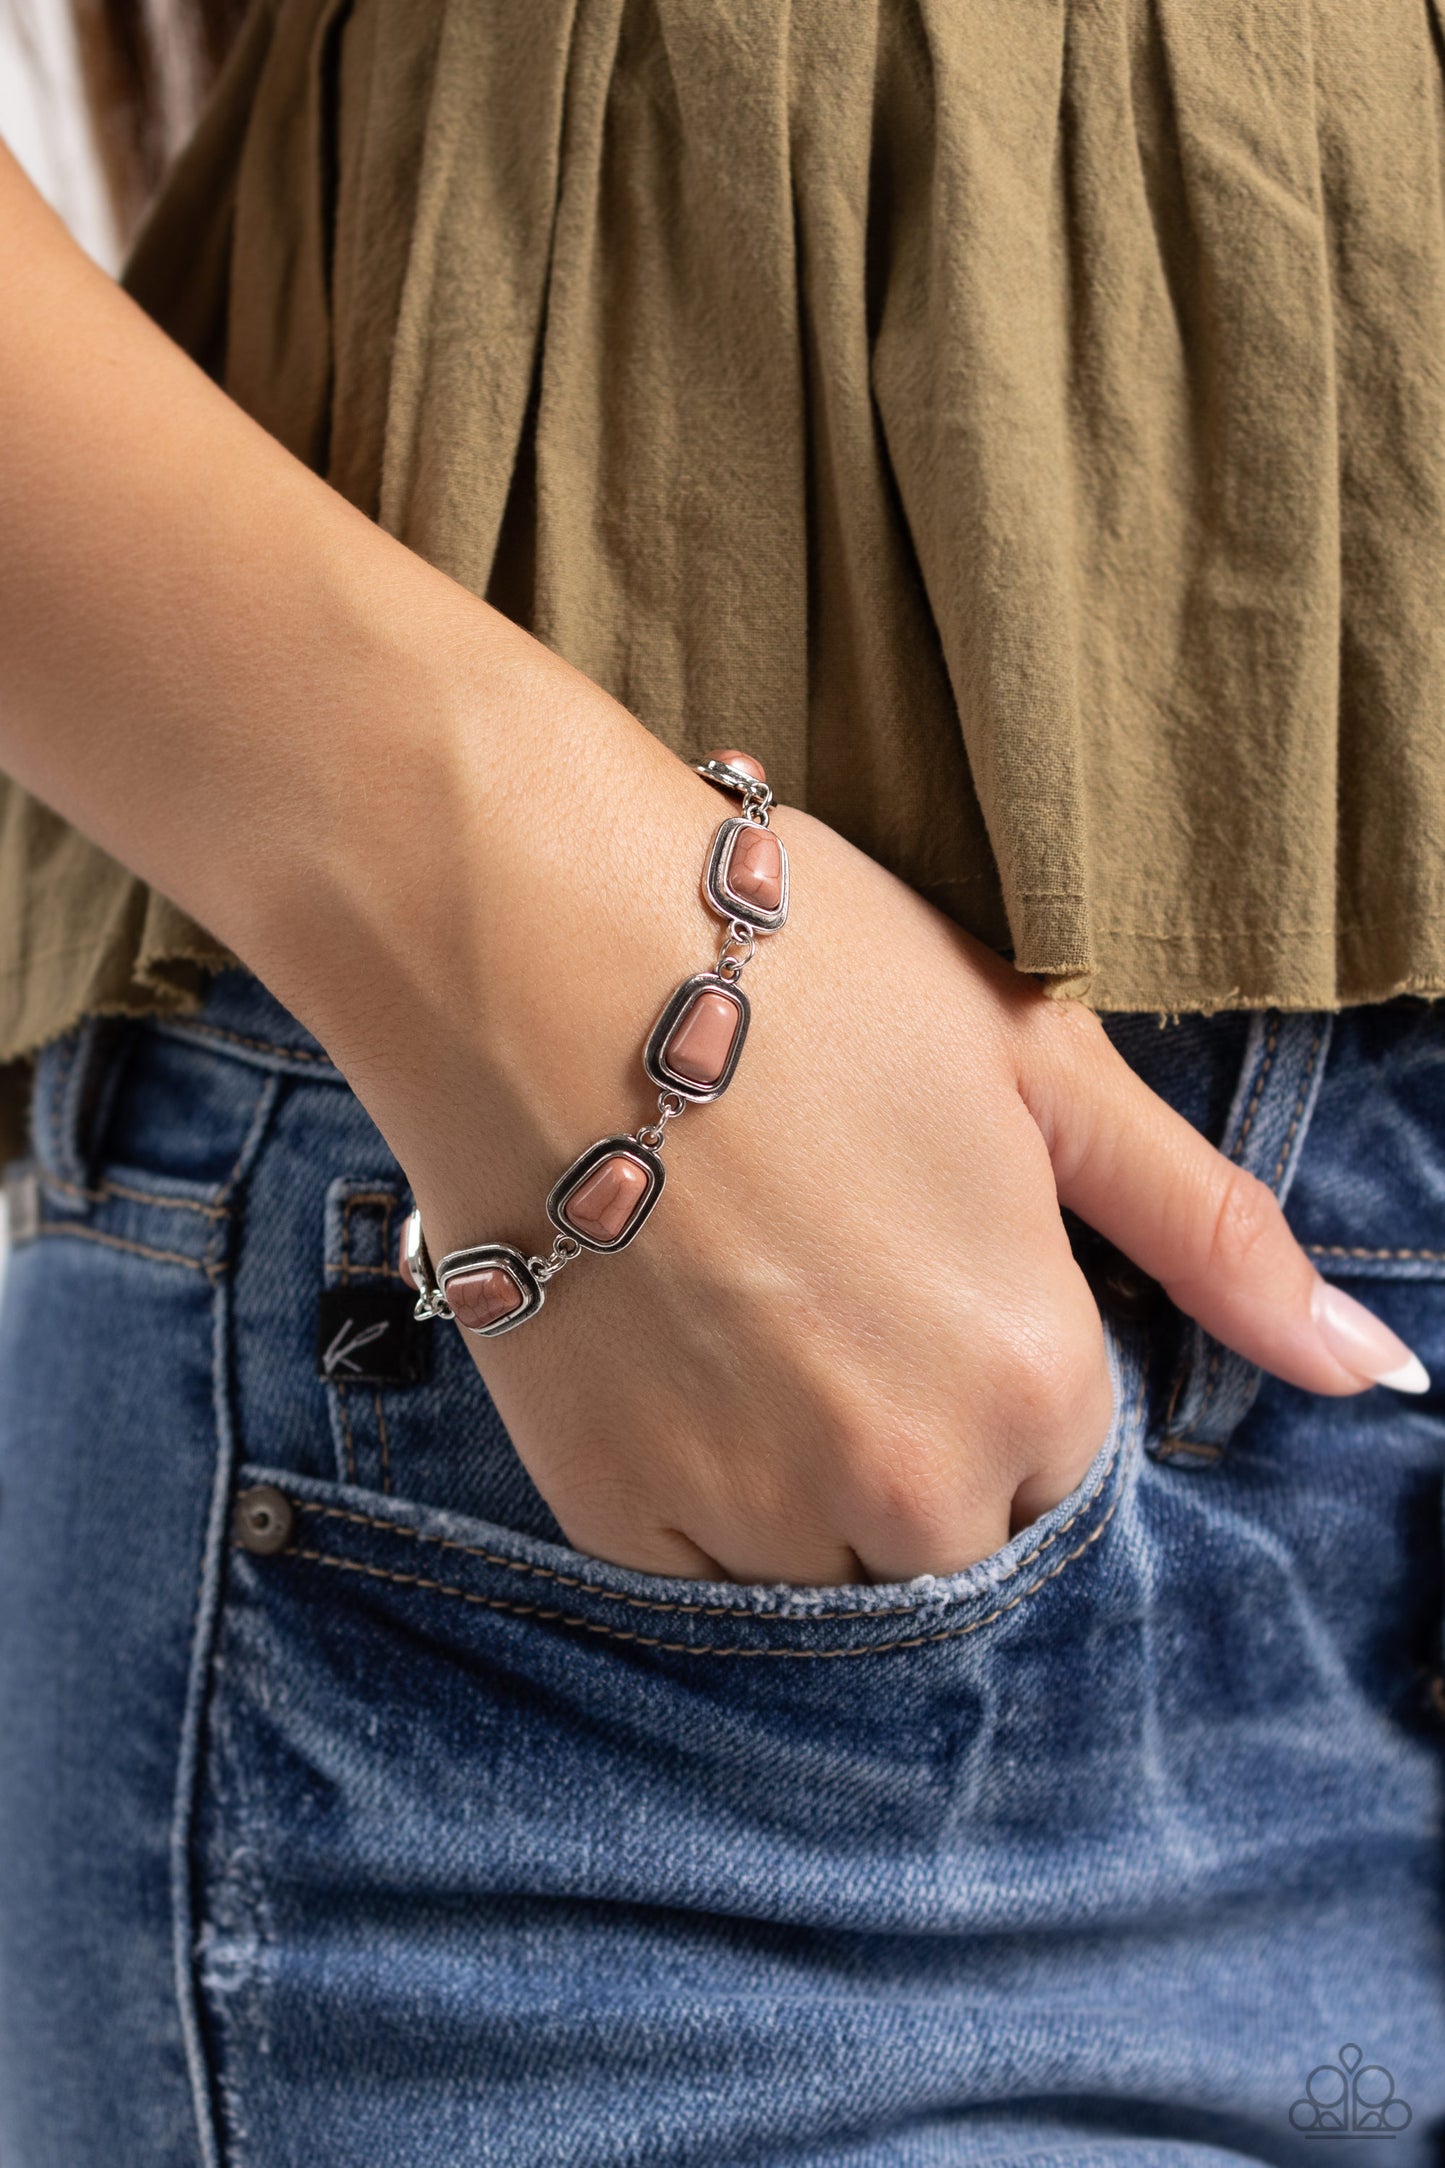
[0,970,1442,2165]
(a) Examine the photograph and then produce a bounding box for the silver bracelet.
[399,750,788,1339]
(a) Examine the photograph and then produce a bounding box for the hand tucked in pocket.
[306,666,1426,1588]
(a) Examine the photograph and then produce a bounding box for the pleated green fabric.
[5,0,1445,1154]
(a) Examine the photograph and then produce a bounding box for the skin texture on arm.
[0,141,1425,1583]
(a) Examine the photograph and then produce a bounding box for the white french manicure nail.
[1311,1281,1431,1395]
[1373,1354,1432,1395]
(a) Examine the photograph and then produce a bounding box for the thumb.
[1019,1009,1429,1399]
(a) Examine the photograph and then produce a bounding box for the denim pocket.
[227,1315,1149,1662]
[231,1129,1156,1586]
[196,1323,1160,2161]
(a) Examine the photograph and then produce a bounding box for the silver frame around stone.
[402,1206,442,1317]
[690,756,774,813]
[545,1135,666,1253]
[436,1242,545,1336]
[643,971,751,1102]
[703,816,789,933]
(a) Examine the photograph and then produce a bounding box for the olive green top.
[5,0,1445,1155]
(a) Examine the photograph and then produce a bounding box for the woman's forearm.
[0,135,784,1313]
[0,142,687,1025]
[2,146,413,920]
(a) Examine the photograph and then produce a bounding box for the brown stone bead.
[447,1265,525,1331]
[662,988,742,1086]
[725,825,784,912]
[561,1153,650,1244]
[704,747,767,784]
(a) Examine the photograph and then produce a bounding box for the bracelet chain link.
[401,753,787,1338]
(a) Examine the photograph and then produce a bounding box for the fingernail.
[1311,1280,1431,1394]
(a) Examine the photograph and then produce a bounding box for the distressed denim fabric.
[0,969,1441,2166]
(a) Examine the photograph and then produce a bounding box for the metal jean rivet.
[234,1484,295,1556]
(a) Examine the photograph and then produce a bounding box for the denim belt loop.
[1156,1009,1334,1464]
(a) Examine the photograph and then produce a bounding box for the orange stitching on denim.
[295,1450,1119,1620]
[332,1191,401,1281]
[1307,1244,1445,1261]
[276,1365,1144,1623]
[276,1499,1122,1659]
[44,1170,227,1219]
[162,1019,335,1066]
[1152,1438,1224,1463]
[35,1219,216,1276]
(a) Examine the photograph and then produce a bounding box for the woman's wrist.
[239,606,748,1255]
[401,750,785,1334]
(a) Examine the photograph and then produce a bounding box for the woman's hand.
[307,677,1425,1586]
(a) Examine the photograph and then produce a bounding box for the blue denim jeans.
[0,969,1442,2166]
